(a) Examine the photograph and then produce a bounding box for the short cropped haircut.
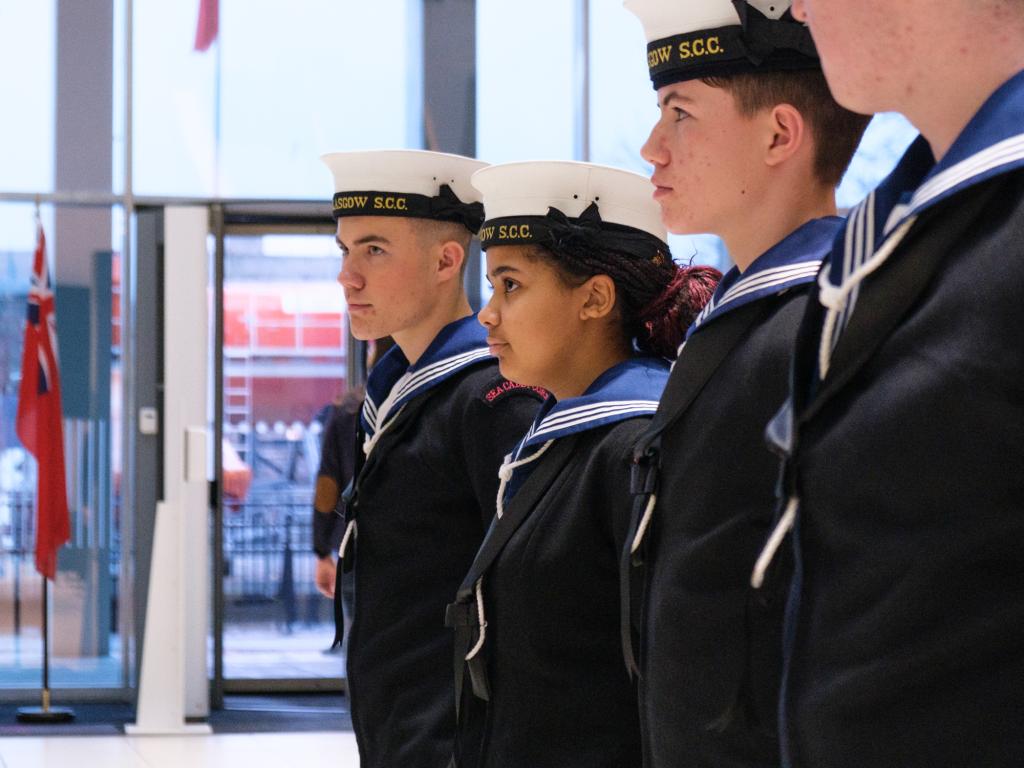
[414,219,474,275]
[704,70,872,188]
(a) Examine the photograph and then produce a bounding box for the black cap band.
[331,183,485,233]
[480,204,670,266]
[647,7,818,89]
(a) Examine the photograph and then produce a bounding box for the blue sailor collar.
[815,68,1024,380]
[497,356,669,510]
[361,314,491,439]
[514,356,670,455]
[686,216,841,341]
[826,67,1024,292]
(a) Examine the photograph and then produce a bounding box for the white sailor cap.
[624,0,819,89]
[320,149,489,233]
[471,160,668,258]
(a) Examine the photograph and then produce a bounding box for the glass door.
[213,208,352,694]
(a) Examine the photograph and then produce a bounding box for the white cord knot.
[751,497,798,589]
[494,440,555,519]
[816,269,847,312]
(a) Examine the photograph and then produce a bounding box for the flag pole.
[15,211,74,724]
[16,575,74,723]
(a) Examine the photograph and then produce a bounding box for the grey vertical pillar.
[55,0,114,285]
[422,0,483,310]
[51,0,117,666]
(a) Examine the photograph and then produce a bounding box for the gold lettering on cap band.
[647,36,724,68]
[372,195,409,211]
[679,36,723,60]
[497,224,532,240]
[333,195,370,211]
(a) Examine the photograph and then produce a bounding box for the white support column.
[127,206,212,735]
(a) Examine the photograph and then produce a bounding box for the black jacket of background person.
[344,320,543,768]
[315,400,359,552]
[627,219,840,768]
[453,358,669,768]
[776,72,1024,768]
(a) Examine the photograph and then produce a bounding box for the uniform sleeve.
[313,406,360,550]
[457,367,546,528]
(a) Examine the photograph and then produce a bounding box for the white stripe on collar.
[391,347,492,403]
[690,259,823,336]
[818,131,1024,379]
[362,345,492,440]
[522,399,660,446]
[890,132,1024,233]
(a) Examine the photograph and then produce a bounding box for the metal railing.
[222,486,328,632]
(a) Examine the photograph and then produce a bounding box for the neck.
[393,291,473,366]
[883,7,1024,162]
[545,335,631,402]
[910,61,1024,163]
[722,176,836,273]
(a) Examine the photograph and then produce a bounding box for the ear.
[435,239,466,284]
[577,274,617,321]
[763,103,807,169]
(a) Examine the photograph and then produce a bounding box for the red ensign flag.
[194,0,219,52]
[16,220,70,580]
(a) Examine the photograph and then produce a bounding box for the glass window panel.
[133,0,420,198]
[837,112,919,209]
[0,203,124,689]
[0,3,56,192]
[476,0,577,163]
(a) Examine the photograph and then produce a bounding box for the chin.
[347,320,381,342]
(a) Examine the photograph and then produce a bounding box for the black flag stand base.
[16,575,75,724]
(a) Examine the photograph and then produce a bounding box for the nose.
[791,0,807,22]
[641,121,668,168]
[478,293,499,329]
[337,256,364,291]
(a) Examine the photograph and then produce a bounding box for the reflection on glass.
[0,203,124,689]
[221,232,347,681]
[133,0,420,198]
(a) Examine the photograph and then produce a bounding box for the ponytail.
[637,265,721,358]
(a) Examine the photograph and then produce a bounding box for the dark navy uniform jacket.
[452,358,668,768]
[770,70,1024,768]
[624,219,840,768]
[341,315,543,768]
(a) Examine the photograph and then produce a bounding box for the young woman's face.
[478,246,589,391]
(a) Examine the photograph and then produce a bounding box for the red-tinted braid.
[639,265,722,358]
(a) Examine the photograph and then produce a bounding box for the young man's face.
[335,216,444,341]
[791,0,908,115]
[641,79,766,237]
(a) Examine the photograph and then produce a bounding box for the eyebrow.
[488,265,522,279]
[661,91,694,108]
[335,234,392,250]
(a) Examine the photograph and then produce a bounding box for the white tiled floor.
[0,731,360,768]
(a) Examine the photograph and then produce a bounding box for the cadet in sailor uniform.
[445,161,719,768]
[318,150,544,768]
[618,2,870,766]
[755,3,1024,765]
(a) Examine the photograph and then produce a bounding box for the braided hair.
[528,206,720,358]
